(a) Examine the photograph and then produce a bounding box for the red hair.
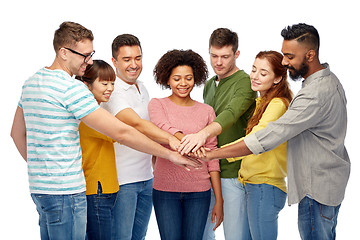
[246,51,293,134]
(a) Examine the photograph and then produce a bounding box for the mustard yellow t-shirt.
[224,97,288,193]
[79,122,119,195]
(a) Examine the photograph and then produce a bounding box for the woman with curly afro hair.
[148,49,223,239]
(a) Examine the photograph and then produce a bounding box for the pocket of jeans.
[273,187,286,210]
[320,204,338,221]
[34,195,63,224]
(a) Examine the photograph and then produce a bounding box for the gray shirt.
[244,63,350,206]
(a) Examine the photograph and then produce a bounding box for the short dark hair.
[53,21,93,52]
[154,49,208,89]
[112,34,142,59]
[209,28,238,53]
[75,59,115,85]
[281,23,320,54]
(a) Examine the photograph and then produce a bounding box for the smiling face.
[250,57,281,97]
[112,45,142,84]
[281,39,310,81]
[64,39,94,77]
[168,65,195,102]
[209,45,239,80]
[85,78,115,104]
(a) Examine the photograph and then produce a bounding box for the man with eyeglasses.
[10,21,201,240]
[63,47,95,63]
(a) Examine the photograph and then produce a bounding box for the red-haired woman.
[202,50,292,240]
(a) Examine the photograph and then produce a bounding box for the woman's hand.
[211,199,224,231]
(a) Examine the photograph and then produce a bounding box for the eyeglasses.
[63,47,95,63]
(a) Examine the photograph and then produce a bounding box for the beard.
[285,57,309,81]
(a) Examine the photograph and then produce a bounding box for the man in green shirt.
[179,28,256,240]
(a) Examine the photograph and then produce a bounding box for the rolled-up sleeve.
[244,90,322,155]
[244,134,264,155]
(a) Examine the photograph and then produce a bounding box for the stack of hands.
[169,132,210,167]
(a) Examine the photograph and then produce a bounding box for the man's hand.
[178,132,207,155]
[167,151,203,170]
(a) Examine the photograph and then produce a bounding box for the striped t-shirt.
[19,67,99,195]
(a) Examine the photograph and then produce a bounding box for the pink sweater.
[148,97,220,192]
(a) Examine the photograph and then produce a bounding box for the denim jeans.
[298,196,341,240]
[153,189,211,240]
[112,179,153,240]
[31,192,87,240]
[202,187,216,240]
[86,182,118,240]
[241,183,287,240]
[221,178,245,240]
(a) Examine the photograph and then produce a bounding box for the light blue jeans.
[31,192,87,240]
[298,196,340,240]
[221,178,245,240]
[112,179,153,240]
[241,183,287,240]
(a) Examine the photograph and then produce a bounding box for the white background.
[1,0,358,239]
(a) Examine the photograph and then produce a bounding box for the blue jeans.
[298,196,341,240]
[221,178,245,240]
[112,179,153,240]
[86,182,118,240]
[241,183,287,240]
[202,187,216,240]
[31,192,87,240]
[153,189,211,240]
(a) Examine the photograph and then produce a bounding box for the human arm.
[10,106,27,161]
[197,139,252,162]
[115,107,180,150]
[174,131,208,157]
[197,99,289,161]
[81,107,201,169]
[209,171,223,230]
[245,90,322,155]
[178,121,222,155]
[152,155,156,170]
[179,76,256,154]
[79,121,115,143]
[224,98,288,162]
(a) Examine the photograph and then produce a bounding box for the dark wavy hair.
[281,23,320,55]
[112,34,142,59]
[246,51,293,134]
[75,60,115,84]
[153,49,208,89]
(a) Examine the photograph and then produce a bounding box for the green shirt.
[204,70,256,178]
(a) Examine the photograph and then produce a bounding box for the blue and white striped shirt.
[19,68,99,194]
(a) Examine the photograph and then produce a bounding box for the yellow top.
[224,97,288,192]
[79,122,119,195]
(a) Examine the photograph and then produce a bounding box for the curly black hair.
[153,49,208,89]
